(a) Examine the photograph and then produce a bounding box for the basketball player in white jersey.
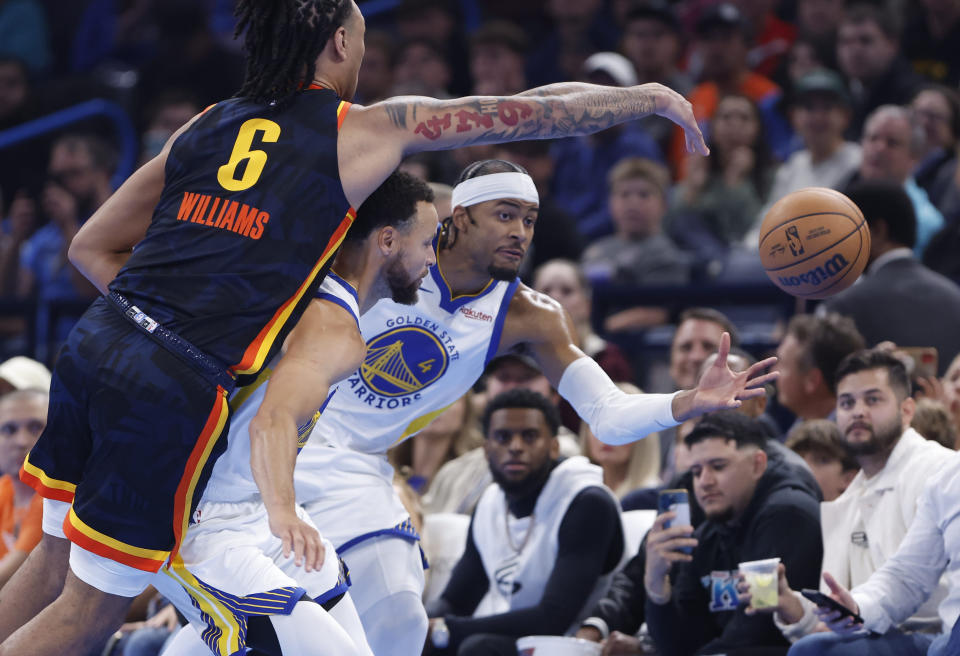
[150,171,439,656]
[290,159,780,655]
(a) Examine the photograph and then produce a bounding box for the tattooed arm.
[337,82,704,208]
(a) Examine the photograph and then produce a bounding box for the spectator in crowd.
[672,95,775,247]
[580,382,661,500]
[751,70,861,243]
[794,0,845,70]
[670,308,739,392]
[355,30,395,104]
[551,55,663,240]
[902,0,960,86]
[389,394,482,495]
[0,57,46,205]
[424,389,624,655]
[853,105,944,256]
[392,38,452,98]
[422,355,579,516]
[526,0,618,87]
[0,389,47,589]
[733,0,797,78]
[467,21,527,97]
[394,0,470,95]
[774,313,866,425]
[672,3,791,170]
[916,352,960,439]
[836,3,923,140]
[784,454,960,655]
[491,143,583,278]
[910,85,960,207]
[581,157,688,328]
[619,3,693,158]
[823,181,960,376]
[768,349,953,645]
[0,0,50,76]
[0,192,39,299]
[785,419,858,501]
[643,411,822,656]
[0,356,50,397]
[138,90,200,165]
[532,259,634,431]
[912,398,958,449]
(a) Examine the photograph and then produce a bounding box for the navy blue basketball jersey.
[110,86,355,381]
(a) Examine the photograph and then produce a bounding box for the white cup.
[516,636,602,656]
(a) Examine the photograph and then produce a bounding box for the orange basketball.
[758,187,870,299]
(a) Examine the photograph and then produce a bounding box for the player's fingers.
[281,532,292,559]
[736,388,765,401]
[716,332,731,366]
[744,371,779,390]
[292,531,306,566]
[746,356,778,378]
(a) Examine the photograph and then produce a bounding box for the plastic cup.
[739,557,780,610]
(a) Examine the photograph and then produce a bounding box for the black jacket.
[645,455,822,656]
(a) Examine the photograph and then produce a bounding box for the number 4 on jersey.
[217,118,281,191]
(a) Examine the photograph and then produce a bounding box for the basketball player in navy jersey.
[1,0,712,652]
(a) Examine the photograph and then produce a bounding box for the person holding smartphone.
[784,449,960,656]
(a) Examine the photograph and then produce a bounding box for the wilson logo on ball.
[777,253,849,288]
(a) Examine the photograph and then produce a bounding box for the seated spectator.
[490,144,584,278]
[785,449,960,656]
[750,70,861,245]
[671,3,791,170]
[785,419,858,501]
[550,54,663,240]
[822,181,960,376]
[138,90,200,164]
[0,356,50,397]
[643,411,822,656]
[618,3,693,157]
[389,394,482,495]
[851,104,944,256]
[422,355,580,516]
[468,21,527,96]
[525,0,618,87]
[836,4,923,140]
[911,398,958,450]
[425,389,624,655]
[580,382,660,500]
[910,86,960,208]
[902,0,960,85]
[394,0,470,96]
[794,0,844,70]
[392,38,452,98]
[0,389,47,588]
[736,0,797,77]
[671,95,774,248]
[581,157,688,330]
[354,30,395,105]
[774,313,865,425]
[769,349,953,644]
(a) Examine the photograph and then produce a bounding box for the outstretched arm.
[248,298,365,571]
[337,82,706,208]
[498,287,778,445]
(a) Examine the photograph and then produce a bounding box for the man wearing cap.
[749,69,861,244]
[209,159,775,655]
[551,52,665,239]
[671,2,793,170]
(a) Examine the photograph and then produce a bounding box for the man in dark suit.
[823,180,960,376]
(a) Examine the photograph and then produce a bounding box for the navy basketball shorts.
[21,297,232,573]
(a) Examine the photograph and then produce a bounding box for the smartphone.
[800,589,865,624]
[900,346,938,380]
[658,489,692,554]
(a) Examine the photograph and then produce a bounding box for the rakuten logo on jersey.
[460,306,493,322]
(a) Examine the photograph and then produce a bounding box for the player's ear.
[450,205,471,233]
[377,226,397,256]
[333,25,349,61]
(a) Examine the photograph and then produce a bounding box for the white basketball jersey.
[295,267,519,493]
[471,457,622,635]
[200,274,360,504]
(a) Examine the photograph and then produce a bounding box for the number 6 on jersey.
[217,118,281,191]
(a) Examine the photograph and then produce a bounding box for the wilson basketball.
[758,187,870,299]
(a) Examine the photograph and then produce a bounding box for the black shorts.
[21,297,233,572]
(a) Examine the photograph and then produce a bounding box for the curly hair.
[234,0,353,106]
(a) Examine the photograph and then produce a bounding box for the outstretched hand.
[675,333,778,422]
[653,85,709,156]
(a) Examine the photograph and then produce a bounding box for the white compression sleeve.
[558,356,680,445]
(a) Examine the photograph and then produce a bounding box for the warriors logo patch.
[360,326,450,397]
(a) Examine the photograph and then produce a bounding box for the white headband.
[450,172,539,209]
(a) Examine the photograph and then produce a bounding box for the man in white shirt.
[785,448,960,655]
[755,349,953,647]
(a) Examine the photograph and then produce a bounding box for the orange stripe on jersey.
[337,101,352,130]
[170,387,230,564]
[64,506,169,572]
[229,208,357,376]
[19,457,76,503]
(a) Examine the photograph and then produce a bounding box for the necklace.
[504,500,536,553]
